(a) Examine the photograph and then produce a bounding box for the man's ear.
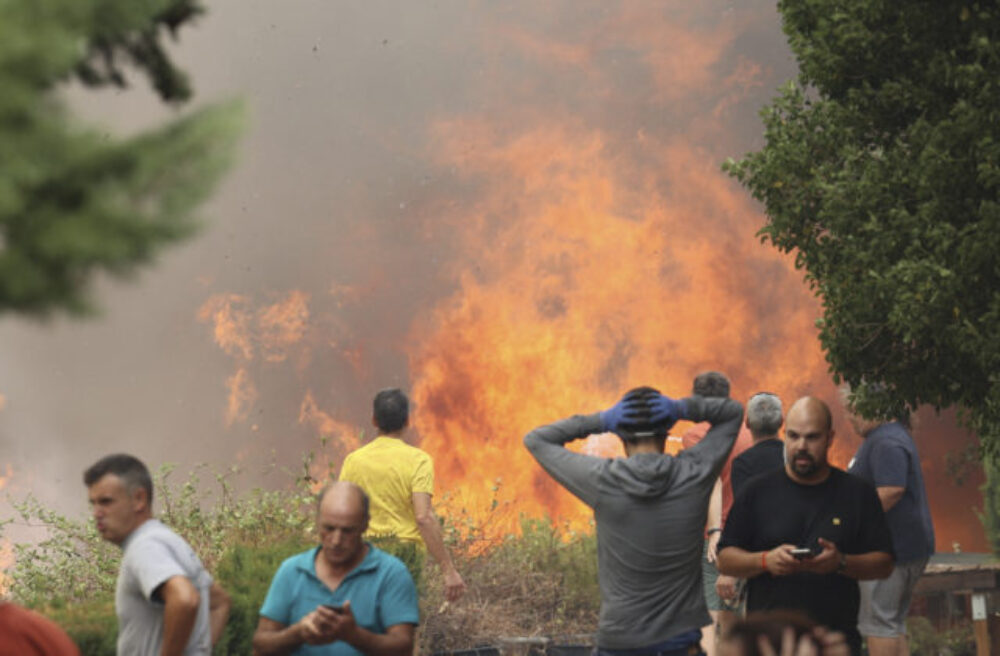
[132,486,150,513]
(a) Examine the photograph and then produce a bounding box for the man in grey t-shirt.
[85,454,230,655]
[524,385,743,654]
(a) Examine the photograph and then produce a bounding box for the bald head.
[783,397,835,483]
[315,481,370,570]
[786,396,832,434]
[317,481,370,524]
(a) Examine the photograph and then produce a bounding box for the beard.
[790,451,820,478]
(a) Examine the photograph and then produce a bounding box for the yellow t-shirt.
[339,436,434,543]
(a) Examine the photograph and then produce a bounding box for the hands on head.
[600,388,684,434]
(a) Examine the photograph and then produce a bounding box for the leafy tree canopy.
[0,0,242,317]
[726,1,1000,449]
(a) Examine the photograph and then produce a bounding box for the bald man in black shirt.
[717,397,894,656]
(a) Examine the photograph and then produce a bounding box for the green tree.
[725,2,1000,448]
[980,457,1000,556]
[0,0,241,317]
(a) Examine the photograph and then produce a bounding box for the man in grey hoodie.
[523,386,743,655]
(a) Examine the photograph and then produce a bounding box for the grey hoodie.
[523,395,744,650]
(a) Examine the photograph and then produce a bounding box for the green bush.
[907,616,975,656]
[4,465,601,655]
[212,535,314,655]
[370,534,427,592]
[46,601,117,656]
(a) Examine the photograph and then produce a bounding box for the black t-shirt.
[731,439,784,499]
[719,468,893,655]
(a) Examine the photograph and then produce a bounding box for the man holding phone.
[253,481,419,655]
[717,397,894,656]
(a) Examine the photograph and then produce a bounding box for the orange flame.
[299,390,362,487]
[257,291,310,363]
[225,368,258,427]
[198,293,254,360]
[198,292,312,425]
[406,119,832,540]
[194,4,985,552]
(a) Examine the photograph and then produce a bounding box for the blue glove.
[601,388,669,432]
[600,397,633,432]
[646,393,686,429]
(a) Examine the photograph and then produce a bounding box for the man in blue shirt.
[847,406,934,656]
[253,481,419,655]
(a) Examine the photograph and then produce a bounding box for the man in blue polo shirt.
[253,481,419,655]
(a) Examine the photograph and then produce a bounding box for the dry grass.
[418,517,599,652]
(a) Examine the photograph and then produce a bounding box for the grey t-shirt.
[116,519,213,656]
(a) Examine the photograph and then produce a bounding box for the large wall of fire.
[0,0,987,569]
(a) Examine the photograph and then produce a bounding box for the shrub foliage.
[2,465,599,654]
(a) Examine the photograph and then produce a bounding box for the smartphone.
[790,547,813,559]
[321,604,345,613]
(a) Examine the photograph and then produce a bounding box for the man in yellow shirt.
[340,388,466,602]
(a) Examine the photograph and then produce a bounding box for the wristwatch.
[706,527,721,537]
[836,553,848,574]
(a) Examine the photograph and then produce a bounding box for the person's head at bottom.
[719,611,829,656]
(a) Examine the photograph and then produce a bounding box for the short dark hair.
[693,371,730,398]
[373,388,409,433]
[83,454,153,505]
[616,386,669,444]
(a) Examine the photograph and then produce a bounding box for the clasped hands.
[297,600,358,646]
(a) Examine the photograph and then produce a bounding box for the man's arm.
[717,545,801,578]
[412,491,466,601]
[253,616,306,656]
[876,486,905,511]
[523,413,605,508]
[870,441,908,513]
[681,397,744,471]
[208,581,230,646]
[800,538,894,580]
[257,602,415,656]
[340,621,415,656]
[705,478,722,562]
[157,575,200,656]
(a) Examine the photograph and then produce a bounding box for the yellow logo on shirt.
[832,517,841,526]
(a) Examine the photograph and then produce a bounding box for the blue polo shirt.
[259,544,419,655]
